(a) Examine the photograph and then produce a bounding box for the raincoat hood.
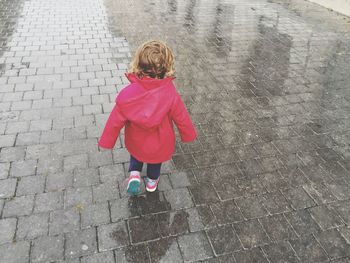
[116,73,177,129]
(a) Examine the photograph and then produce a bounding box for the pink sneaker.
[126,173,141,195]
[144,177,160,192]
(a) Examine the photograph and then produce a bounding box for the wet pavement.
[0,0,350,262]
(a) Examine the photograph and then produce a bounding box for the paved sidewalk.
[1,0,350,262]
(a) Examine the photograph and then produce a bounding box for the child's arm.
[171,94,197,142]
[98,104,127,149]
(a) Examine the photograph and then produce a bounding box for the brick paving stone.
[88,150,113,167]
[0,178,17,198]
[0,163,10,179]
[235,195,268,219]
[16,175,45,196]
[46,170,73,191]
[110,198,131,222]
[97,221,129,251]
[0,134,16,147]
[99,164,125,183]
[81,251,115,263]
[282,187,316,210]
[65,187,93,208]
[332,200,350,224]
[128,214,160,243]
[207,225,242,255]
[37,155,63,174]
[285,210,321,237]
[113,147,130,163]
[64,127,87,140]
[187,205,217,232]
[49,208,80,235]
[3,195,34,217]
[148,237,183,263]
[40,129,63,144]
[92,182,120,203]
[259,214,297,241]
[131,192,170,216]
[289,235,328,262]
[210,200,244,225]
[262,241,299,263]
[34,191,64,213]
[178,231,213,262]
[0,147,25,162]
[65,228,97,259]
[10,159,37,177]
[5,121,29,134]
[157,210,189,237]
[64,153,88,170]
[189,183,219,205]
[309,205,344,230]
[233,248,269,263]
[25,144,50,160]
[164,188,194,210]
[17,213,49,239]
[73,168,99,187]
[339,226,350,244]
[16,132,40,146]
[328,179,350,201]
[260,191,292,214]
[31,235,64,262]
[0,241,30,263]
[303,183,338,205]
[233,219,270,249]
[315,228,350,260]
[259,171,289,192]
[115,244,150,263]
[0,218,17,244]
[81,202,110,228]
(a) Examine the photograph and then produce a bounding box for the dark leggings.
[128,155,162,180]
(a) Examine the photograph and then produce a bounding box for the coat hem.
[127,148,173,164]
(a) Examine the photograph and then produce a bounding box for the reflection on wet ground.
[104,0,350,261]
[0,0,349,262]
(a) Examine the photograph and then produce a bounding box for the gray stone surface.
[81,202,110,228]
[0,218,16,244]
[34,191,64,213]
[65,228,97,259]
[81,251,115,263]
[49,208,80,235]
[0,178,17,198]
[110,198,130,222]
[1,0,350,261]
[16,175,45,196]
[31,235,64,262]
[3,195,34,217]
[10,159,37,177]
[97,222,129,251]
[17,213,49,240]
[164,188,194,210]
[178,232,213,261]
[0,241,30,263]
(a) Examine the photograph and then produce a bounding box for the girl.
[98,40,197,195]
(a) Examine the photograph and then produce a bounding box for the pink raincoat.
[98,73,197,163]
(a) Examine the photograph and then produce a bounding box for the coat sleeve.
[98,104,127,149]
[171,94,197,142]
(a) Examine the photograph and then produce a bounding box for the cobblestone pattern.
[0,0,350,262]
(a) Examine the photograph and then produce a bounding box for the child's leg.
[145,162,162,192]
[127,155,143,195]
[146,163,162,180]
[128,155,143,174]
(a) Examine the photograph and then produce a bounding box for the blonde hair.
[129,40,175,79]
